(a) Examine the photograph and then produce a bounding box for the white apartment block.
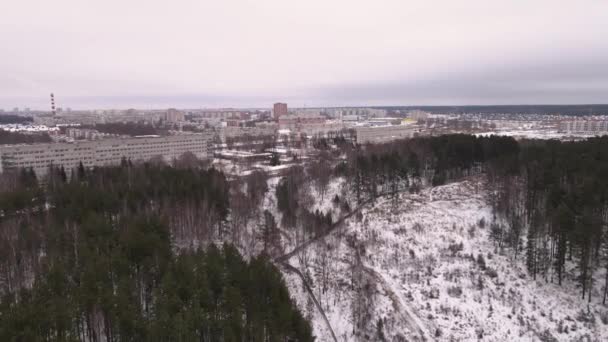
[0,133,213,176]
[221,126,276,139]
[355,125,417,144]
[559,120,608,133]
[332,108,387,118]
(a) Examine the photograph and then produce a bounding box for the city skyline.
[1,0,607,109]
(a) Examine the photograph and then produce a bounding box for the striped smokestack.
[50,93,56,115]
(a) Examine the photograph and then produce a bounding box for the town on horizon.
[3,1,608,340]
[2,99,608,178]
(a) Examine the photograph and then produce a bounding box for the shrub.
[409,249,416,259]
[476,254,486,270]
[341,200,351,213]
[538,329,558,342]
[447,286,463,298]
[476,275,484,290]
[468,224,476,238]
[332,194,340,205]
[576,310,592,323]
[448,242,464,257]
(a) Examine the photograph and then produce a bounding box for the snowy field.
[476,130,605,140]
[281,179,608,341]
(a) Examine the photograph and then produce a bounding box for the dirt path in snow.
[279,261,339,342]
[354,247,432,341]
[275,178,482,341]
[275,188,413,263]
[361,264,432,341]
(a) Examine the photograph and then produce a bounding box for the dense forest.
[332,134,608,303]
[271,134,520,254]
[83,123,167,137]
[488,137,608,303]
[0,115,33,124]
[0,130,52,145]
[339,134,519,205]
[2,133,608,340]
[0,162,312,341]
[377,104,608,116]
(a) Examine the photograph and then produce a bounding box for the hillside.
[3,134,608,341]
[279,178,608,341]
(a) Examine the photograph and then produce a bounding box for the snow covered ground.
[476,130,605,140]
[281,178,608,341]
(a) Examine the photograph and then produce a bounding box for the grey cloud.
[314,57,608,106]
[1,0,607,109]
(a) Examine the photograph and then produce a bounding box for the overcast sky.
[1,0,607,109]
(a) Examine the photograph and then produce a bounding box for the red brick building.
[273,103,288,120]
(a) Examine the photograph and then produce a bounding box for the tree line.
[487,137,608,303]
[82,123,167,137]
[339,134,519,206]
[0,161,312,341]
[0,130,52,145]
[0,115,33,124]
[336,134,608,303]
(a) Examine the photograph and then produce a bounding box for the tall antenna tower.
[50,93,56,115]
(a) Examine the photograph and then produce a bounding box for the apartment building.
[273,103,288,120]
[355,125,417,144]
[330,107,388,118]
[164,108,185,123]
[278,113,326,129]
[221,126,276,139]
[559,119,608,133]
[0,133,213,176]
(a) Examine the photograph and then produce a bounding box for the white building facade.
[0,133,213,176]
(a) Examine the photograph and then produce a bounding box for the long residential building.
[559,119,608,133]
[0,133,214,176]
[355,124,418,144]
[278,113,326,129]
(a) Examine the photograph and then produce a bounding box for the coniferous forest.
[488,138,608,303]
[1,134,608,340]
[333,135,608,304]
[0,130,52,145]
[0,162,312,341]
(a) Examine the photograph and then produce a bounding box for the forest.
[0,115,33,124]
[1,133,608,340]
[82,123,167,137]
[331,134,608,304]
[0,130,52,145]
[0,162,311,341]
[488,137,608,303]
[378,104,608,116]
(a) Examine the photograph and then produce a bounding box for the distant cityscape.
[1,101,608,177]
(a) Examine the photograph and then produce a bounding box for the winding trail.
[274,178,482,340]
[273,191,406,341]
[279,261,339,342]
[273,188,428,340]
[361,264,432,341]
[352,246,432,341]
[274,189,408,263]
